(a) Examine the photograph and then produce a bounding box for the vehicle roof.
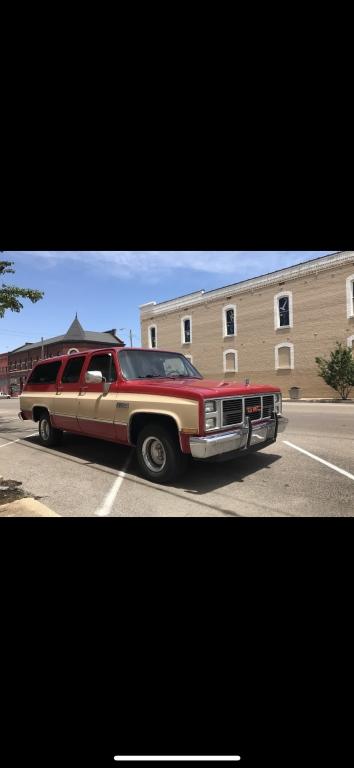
[31,347,187,365]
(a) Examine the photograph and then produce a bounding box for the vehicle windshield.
[119,350,203,380]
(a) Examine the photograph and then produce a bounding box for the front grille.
[207,394,276,430]
[262,394,275,418]
[244,396,262,421]
[222,398,243,426]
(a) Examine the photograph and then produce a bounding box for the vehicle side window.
[87,354,117,382]
[27,361,62,384]
[61,356,86,384]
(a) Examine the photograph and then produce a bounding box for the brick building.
[140,251,354,398]
[0,352,9,393]
[6,315,125,395]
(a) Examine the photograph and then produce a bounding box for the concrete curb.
[0,498,61,517]
[283,398,354,403]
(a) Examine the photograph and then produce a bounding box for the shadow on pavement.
[21,432,282,496]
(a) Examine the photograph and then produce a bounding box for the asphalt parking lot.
[1,399,353,516]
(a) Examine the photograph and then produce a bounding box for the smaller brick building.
[7,315,125,395]
[0,352,9,393]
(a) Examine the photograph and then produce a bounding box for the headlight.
[274,393,282,414]
[204,400,220,430]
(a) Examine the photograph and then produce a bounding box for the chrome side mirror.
[85,370,103,384]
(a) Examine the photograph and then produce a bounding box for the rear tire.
[38,414,63,447]
[136,422,188,484]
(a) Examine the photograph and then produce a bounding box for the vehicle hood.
[122,378,281,399]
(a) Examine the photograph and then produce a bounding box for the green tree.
[315,342,354,400]
[0,260,44,318]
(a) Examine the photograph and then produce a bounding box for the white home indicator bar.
[114,758,241,763]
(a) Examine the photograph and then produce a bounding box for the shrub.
[315,342,354,400]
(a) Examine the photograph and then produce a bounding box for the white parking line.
[0,417,23,421]
[114,759,241,763]
[283,440,354,481]
[94,450,133,517]
[0,432,38,449]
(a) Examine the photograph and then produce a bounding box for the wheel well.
[130,413,179,446]
[32,406,49,423]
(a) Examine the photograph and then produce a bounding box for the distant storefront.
[0,352,9,393]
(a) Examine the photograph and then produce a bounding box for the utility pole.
[41,337,44,359]
[120,328,135,347]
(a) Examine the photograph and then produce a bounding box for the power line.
[0,329,36,336]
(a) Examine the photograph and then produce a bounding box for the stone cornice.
[140,251,354,318]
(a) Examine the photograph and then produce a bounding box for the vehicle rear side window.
[61,356,85,384]
[27,361,62,384]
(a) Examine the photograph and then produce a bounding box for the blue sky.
[0,251,333,352]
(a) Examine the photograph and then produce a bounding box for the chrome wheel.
[40,418,50,441]
[142,436,167,473]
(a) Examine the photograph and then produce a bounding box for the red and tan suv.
[19,347,288,483]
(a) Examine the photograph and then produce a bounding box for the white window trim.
[275,342,294,370]
[346,274,354,318]
[222,303,237,337]
[181,315,192,345]
[148,324,157,349]
[184,354,193,364]
[67,348,79,355]
[274,291,293,329]
[347,334,354,349]
[223,349,238,373]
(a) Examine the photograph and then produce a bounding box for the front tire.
[136,423,188,484]
[38,414,63,447]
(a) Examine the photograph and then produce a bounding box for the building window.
[181,315,192,344]
[223,304,236,337]
[275,342,294,370]
[347,335,354,352]
[223,349,238,373]
[274,292,293,329]
[184,354,193,364]
[346,274,354,318]
[148,325,157,349]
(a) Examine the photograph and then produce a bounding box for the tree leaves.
[315,342,354,400]
[0,260,44,319]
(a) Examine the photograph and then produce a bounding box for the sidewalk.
[0,476,60,517]
[283,398,354,403]
[0,497,60,516]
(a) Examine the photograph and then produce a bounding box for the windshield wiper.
[166,374,201,379]
[136,374,164,378]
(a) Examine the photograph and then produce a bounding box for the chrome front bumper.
[276,415,289,433]
[189,415,288,460]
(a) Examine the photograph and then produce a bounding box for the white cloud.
[11,251,332,281]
